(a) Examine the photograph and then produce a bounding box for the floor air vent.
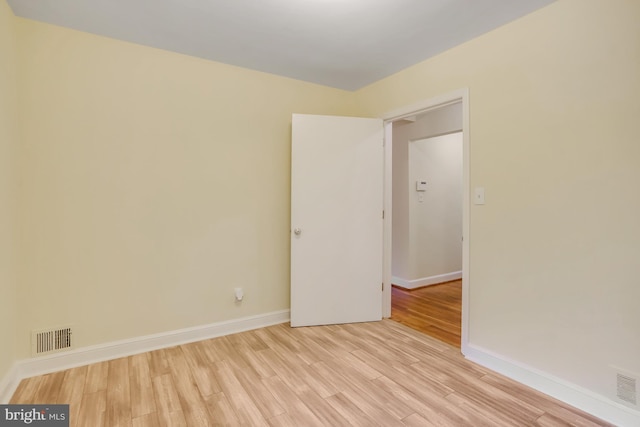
[617,373,637,406]
[31,326,73,356]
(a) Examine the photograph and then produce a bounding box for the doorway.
[392,126,463,346]
[381,89,470,354]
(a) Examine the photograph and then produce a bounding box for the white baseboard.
[0,309,290,403]
[0,363,20,405]
[392,271,462,289]
[464,344,640,427]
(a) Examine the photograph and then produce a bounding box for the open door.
[290,114,383,327]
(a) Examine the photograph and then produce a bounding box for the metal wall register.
[0,405,69,426]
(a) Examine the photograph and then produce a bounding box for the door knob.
[294,228,302,235]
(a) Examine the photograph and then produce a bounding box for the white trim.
[392,271,462,290]
[381,88,470,355]
[0,309,290,403]
[0,363,20,404]
[465,344,640,426]
[382,121,393,318]
[461,89,470,356]
[381,89,468,122]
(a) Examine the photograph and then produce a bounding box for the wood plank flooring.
[391,280,462,347]
[10,320,610,426]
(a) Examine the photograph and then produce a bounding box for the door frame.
[380,88,470,355]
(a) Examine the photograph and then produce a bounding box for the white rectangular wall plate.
[474,187,485,205]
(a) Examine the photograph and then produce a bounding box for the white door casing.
[381,88,469,352]
[290,114,383,327]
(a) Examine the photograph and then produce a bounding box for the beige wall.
[392,104,462,282]
[0,0,19,379]
[357,0,640,404]
[14,18,357,358]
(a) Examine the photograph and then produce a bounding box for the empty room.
[1,0,638,425]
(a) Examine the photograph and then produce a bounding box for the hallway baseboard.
[392,271,462,289]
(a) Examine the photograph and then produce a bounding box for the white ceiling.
[7,0,556,91]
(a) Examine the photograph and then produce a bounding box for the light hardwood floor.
[391,280,462,347]
[10,320,609,426]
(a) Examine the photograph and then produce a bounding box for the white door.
[291,114,383,327]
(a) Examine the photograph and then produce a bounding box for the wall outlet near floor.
[234,287,244,302]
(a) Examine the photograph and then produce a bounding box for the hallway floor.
[391,280,462,348]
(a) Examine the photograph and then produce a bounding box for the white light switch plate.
[474,187,485,205]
